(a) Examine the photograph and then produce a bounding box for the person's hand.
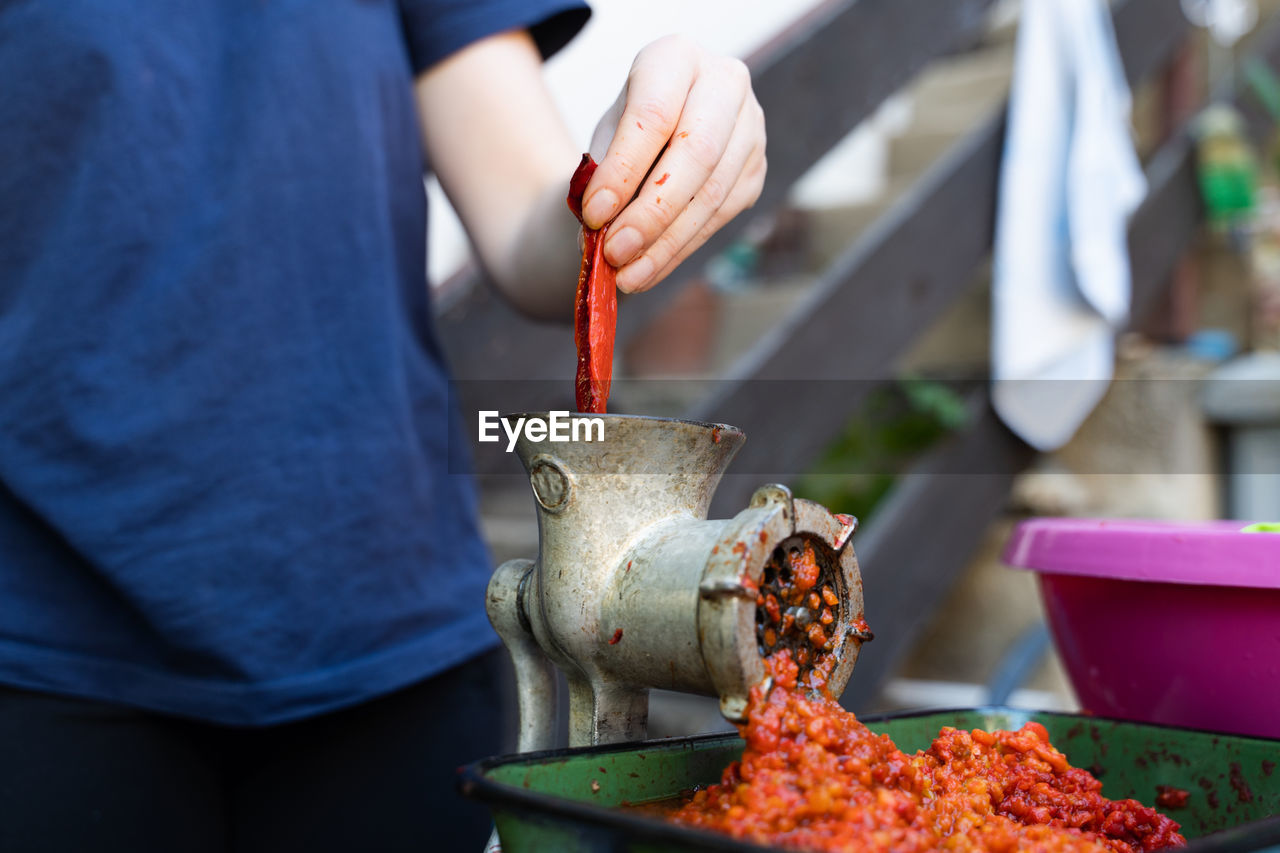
[579,36,766,294]
[415,30,765,318]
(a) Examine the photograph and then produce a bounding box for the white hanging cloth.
[991,0,1147,451]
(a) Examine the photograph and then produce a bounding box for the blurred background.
[436,0,1280,739]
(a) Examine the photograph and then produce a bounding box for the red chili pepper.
[566,154,617,414]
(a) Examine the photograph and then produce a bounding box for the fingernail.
[616,256,654,293]
[582,189,619,230]
[604,226,643,267]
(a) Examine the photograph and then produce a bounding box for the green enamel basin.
[460,708,1280,852]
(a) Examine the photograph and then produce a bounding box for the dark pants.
[0,649,512,852]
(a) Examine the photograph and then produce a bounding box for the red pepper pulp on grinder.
[566,154,617,414]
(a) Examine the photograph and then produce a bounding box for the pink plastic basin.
[1004,518,1280,738]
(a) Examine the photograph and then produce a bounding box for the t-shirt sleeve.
[398,0,591,74]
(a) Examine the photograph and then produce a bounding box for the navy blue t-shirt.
[0,0,587,725]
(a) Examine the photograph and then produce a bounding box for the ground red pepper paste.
[756,540,838,668]
[670,651,1185,852]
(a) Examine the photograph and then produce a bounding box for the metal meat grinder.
[486,413,871,752]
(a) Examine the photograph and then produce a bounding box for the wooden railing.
[436,0,1279,709]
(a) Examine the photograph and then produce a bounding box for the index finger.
[580,39,699,231]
